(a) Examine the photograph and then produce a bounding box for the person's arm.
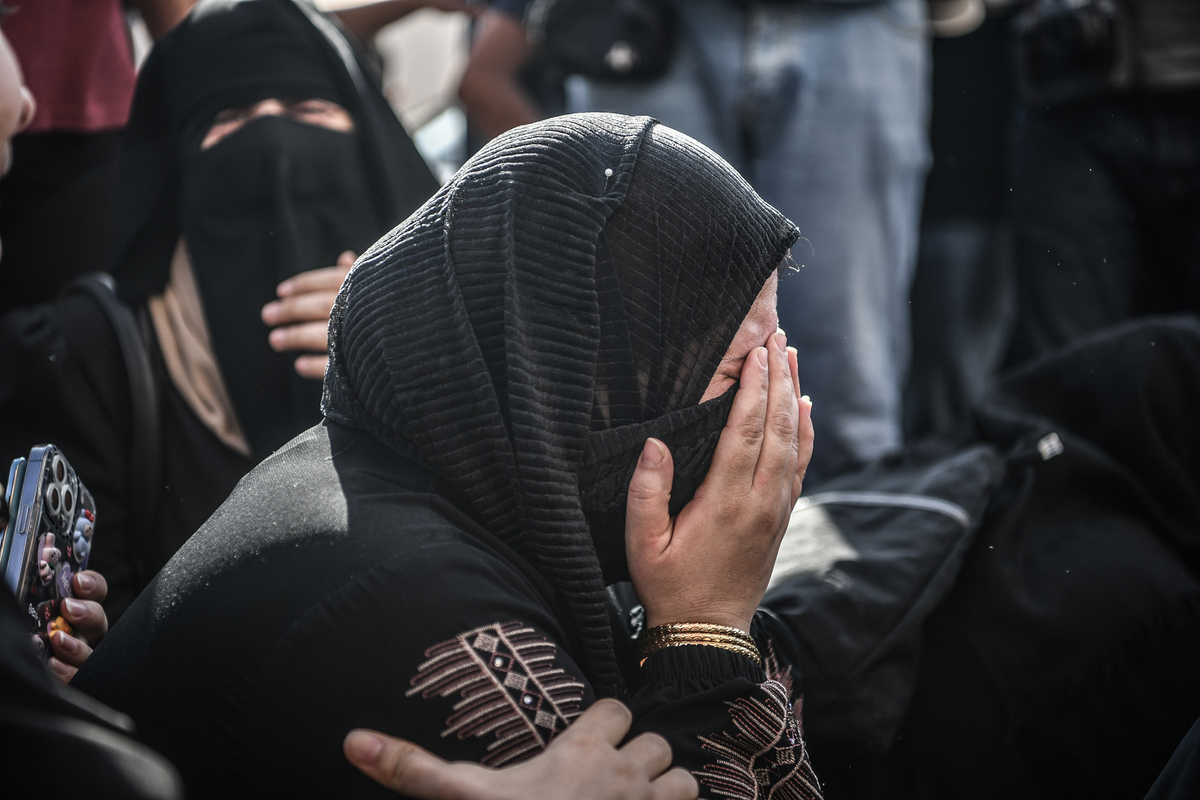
[127,0,195,39]
[458,9,542,140]
[345,699,699,800]
[333,0,476,45]
[623,332,820,797]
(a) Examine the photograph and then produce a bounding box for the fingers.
[651,767,701,800]
[275,258,354,298]
[753,331,798,492]
[783,346,814,504]
[618,732,672,779]
[60,597,107,645]
[561,698,634,749]
[262,289,340,327]
[625,439,675,560]
[787,345,800,401]
[72,570,108,602]
[703,345,769,496]
[293,355,330,380]
[50,629,93,671]
[795,394,814,502]
[268,321,329,353]
[48,655,78,684]
[345,729,477,799]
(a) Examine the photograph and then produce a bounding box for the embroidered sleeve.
[630,645,823,800]
[407,621,586,766]
[694,680,821,800]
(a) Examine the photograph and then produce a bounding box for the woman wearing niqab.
[75,113,824,798]
[0,0,439,618]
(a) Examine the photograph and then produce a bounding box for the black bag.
[526,0,677,82]
[763,443,1006,753]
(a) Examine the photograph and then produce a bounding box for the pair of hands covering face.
[261,251,356,380]
[629,330,814,631]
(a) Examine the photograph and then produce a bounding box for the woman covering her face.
[75,113,819,798]
[0,0,439,621]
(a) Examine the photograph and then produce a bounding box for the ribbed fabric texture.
[324,113,798,696]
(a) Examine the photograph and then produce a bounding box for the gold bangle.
[639,623,762,667]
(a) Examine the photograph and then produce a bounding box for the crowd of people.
[1,0,1199,798]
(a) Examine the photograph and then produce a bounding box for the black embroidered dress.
[75,113,822,800]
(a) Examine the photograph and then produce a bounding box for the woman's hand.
[48,570,109,683]
[261,251,355,379]
[626,331,814,632]
[344,698,698,800]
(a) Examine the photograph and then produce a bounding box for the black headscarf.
[324,113,799,696]
[111,0,439,459]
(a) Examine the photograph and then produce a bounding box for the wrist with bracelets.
[638,622,762,667]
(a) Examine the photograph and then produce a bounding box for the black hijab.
[324,114,799,696]
[111,0,439,460]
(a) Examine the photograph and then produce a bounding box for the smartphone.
[1,456,26,576]
[2,445,96,659]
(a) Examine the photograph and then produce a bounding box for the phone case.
[0,456,27,576]
[3,446,96,660]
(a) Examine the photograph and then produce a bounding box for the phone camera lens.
[47,485,61,517]
[52,455,66,483]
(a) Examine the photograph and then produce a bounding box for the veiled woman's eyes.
[202,98,356,150]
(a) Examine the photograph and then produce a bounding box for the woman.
[0,0,440,622]
[75,113,819,798]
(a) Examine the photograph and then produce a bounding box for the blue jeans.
[569,0,931,482]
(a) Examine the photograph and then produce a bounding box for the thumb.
[626,438,674,557]
[337,251,357,268]
[344,730,460,798]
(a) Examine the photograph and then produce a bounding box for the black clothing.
[113,0,439,460]
[0,586,183,799]
[1146,716,1200,800]
[0,131,123,316]
[76,422,818,799]
[905,12,1016,440]
[0,293,251,619]
[1,0,441,617]
[1134,0,1200,89]
[780,316,1200,799]
[1008,89,1200,365]
[324,112,798,694]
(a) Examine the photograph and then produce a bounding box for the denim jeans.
[904,220,1013,440]
[1008,90,1200,366]
[568,0,931,482]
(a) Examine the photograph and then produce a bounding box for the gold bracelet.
[639,623,762,667]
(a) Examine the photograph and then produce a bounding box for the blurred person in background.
[460,0,932,487]
[0,0,449,620]
[904,1,1018,440]
[1006,0,1200,364]
[0,0,193,316]
[458,1,563,141]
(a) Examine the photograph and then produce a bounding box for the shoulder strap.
[60,274,161,574]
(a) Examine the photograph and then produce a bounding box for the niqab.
[324,114,798,695]
[111,0,439,459]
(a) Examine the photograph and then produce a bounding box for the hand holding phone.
[47,570,109,682]
[1,445,102,678]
